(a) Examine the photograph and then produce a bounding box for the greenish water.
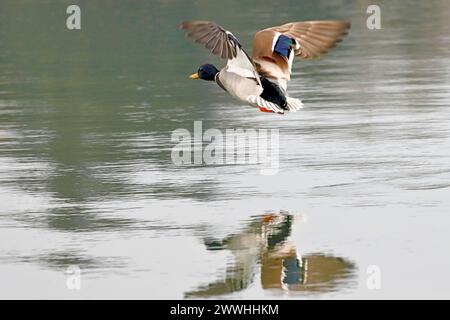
[1,0,450,299]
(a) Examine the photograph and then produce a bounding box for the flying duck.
[181,20,350,114]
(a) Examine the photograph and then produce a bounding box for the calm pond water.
[1,1,450,299]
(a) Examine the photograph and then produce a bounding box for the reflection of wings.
[181,20,261,83]
[184,262,257,298]
[187,213,357,297]
[261,253,356,293]
[186,213,292,298]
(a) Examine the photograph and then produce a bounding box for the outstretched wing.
[252,21,351,85]
[181,21,261,82]
[180,21,240,60]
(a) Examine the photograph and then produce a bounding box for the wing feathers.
[286,97,303,112]
[182,21,262,82]
[252,20,350,81]
[181,21,240,60]
[275,21,350,58]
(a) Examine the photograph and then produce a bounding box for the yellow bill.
[189,73,199,79]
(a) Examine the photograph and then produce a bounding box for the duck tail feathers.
[286,97,303,112]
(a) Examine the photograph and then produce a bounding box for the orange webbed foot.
[258,106,284,114]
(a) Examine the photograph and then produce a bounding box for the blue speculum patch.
[274,34,294,58]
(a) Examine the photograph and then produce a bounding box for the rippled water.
[1,1,450,299]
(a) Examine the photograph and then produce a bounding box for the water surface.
[1,0,450,299]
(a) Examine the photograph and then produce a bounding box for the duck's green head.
[189,64,219,81]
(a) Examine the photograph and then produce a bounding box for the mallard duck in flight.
[181,20,350,114]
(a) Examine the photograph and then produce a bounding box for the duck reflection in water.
[186,212,356,297]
